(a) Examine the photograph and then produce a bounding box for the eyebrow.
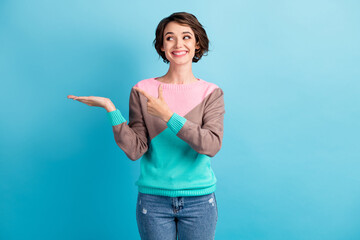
[165,31,193,36]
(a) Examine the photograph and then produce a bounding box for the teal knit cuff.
[107,109,127,126]
[166,113,186,134]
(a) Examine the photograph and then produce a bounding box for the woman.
[68,12,225,240]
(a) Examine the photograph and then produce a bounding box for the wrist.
[163,111,174,123]
[105,100,116,112]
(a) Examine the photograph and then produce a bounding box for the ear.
[161,46,165,52]
[195,42,200,50]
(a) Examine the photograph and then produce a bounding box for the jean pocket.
[210,192,216,203]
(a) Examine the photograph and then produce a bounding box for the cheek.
[162,42,169,50]
[164,45,173,53]
[188,45,196,53]
[188,42,196,50]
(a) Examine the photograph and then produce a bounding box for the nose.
[175,39,184,48]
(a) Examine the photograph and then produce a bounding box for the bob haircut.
[153,12,210,64]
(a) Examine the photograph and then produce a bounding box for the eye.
[166,36,191,41]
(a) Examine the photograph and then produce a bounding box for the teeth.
[173,51,187,55]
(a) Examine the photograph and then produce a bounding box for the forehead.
[164,21,194,35]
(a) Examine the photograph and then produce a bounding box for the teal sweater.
[107,77,225,197]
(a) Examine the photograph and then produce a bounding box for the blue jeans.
[136,191,218,240]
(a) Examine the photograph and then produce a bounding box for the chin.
[170,59,191,65]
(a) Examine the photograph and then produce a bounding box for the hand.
[67,95,115,111]
[133,84,173,122]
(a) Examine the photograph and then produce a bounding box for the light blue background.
[1,0,359,239]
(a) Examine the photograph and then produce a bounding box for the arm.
[166,88,225,157]
[107,88,149,161]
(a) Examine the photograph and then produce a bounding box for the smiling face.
[160,21,200,65]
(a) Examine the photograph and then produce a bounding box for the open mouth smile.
[171,51,188,57]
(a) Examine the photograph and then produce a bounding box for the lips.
[172,51,188,57]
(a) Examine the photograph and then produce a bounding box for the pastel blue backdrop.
[1,0,359,239]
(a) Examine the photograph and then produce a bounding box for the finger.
[158,84,163,99]
[133,87,153,100]
[74,96,88,100]
[75,99,93,106]
[75,99,88,103]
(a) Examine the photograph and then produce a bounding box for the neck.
[160,62,197,84]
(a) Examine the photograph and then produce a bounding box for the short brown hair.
[153,12,210,64]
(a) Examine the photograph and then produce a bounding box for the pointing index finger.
[158,84,163,99]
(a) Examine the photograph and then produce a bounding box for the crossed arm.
[108,87,225,160]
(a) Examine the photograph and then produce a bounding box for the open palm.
[67,95,109,108]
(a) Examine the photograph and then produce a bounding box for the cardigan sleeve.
[166,87,225,157]
[107,88,149,161]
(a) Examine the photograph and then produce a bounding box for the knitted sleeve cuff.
[107,109,127,126]
[166,112,187,135]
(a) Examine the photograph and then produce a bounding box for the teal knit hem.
[137,184,216,197]
[166,113,186,135]
[107,109,127,126]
